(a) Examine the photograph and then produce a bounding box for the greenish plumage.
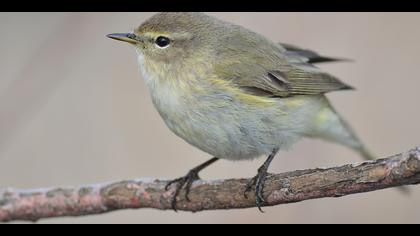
[108,12,386,210]
[110,11,375,163]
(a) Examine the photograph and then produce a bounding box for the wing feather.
[213,32,354,98]
[279,43,353,64]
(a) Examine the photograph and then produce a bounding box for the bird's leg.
[165,157,219,211]
[244,148,279,212]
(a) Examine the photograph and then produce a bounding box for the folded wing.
[218,42,354,98]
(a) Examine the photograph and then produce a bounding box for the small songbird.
[107,12,374,211]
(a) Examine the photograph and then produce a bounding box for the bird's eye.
[155,36,171,48]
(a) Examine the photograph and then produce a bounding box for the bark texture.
[1,146,419,222]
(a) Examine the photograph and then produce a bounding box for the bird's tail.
[305,102,371,160]
[331,113,375,161]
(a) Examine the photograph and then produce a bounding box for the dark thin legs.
[165,157,219,211]
[244,148,279,212]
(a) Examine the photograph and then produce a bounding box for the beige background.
[0,12,419,224]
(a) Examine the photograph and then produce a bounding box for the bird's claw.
[165,169,200,211]
[243,169,269,213]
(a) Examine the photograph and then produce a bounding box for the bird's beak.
[106,33,139,44]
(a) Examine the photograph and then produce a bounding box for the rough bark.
[1,146,419,222]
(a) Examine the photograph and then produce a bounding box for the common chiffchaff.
[108,12,374,211]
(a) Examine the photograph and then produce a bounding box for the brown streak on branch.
[1,146,419,222]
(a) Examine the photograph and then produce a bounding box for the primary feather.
[280,43,352,64]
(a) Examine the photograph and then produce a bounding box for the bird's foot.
[165,169,200,211]
[243,148,278,212]
[244,167,270,213]
[164,157,219,212]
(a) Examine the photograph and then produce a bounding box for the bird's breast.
[136,54,304,160]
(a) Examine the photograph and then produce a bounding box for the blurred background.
[0,12,419,223]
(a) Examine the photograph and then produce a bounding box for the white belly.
[137,54,324,160]
[143,82,305,160]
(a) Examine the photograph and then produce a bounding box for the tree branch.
[1,146,419,222]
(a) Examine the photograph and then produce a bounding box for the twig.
[1,146,419,222]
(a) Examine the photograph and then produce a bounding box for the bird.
[107,12,374,212]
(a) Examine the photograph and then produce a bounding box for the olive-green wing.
[226,44,354,98]
[236,65,354,98]
[265,68,354,97]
